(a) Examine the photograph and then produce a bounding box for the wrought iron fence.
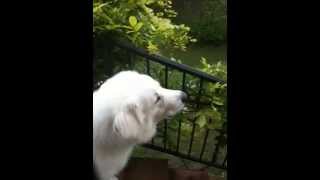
[94,40,227,170]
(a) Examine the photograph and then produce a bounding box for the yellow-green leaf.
[140,0,147,4]
[196,115,207,128]
[147,41,158,53]
[146,0,156,5]
[134,22,143,31]
[213,100,224,106]
[129,16,137,27]
[190,38,197,42]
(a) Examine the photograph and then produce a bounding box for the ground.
[132,146,226,179]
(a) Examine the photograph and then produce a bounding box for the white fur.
[93,71,185,180]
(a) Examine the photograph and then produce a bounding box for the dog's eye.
[155,94,161,104]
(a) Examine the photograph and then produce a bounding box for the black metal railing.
[96,39,227,170]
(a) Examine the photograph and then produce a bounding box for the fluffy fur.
[93,71,186,180]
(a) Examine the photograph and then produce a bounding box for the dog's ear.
[113,100,144,140]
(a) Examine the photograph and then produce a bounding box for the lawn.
[163,43,227,68]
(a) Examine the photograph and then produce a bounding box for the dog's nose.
[180,92,188,103]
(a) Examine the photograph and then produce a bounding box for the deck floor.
[119,157,224,180]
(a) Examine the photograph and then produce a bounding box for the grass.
[162,43,227,67]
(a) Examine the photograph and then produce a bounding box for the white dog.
[93,71,187,180]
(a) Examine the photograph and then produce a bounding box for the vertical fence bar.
[188,78,203,157]
[211,130,225,164]
[145,58,152,144]
[164,66,168,88]
[146,58,150,75]
[196,79,203,108]
[176,72,186,153]
[164,120,168,150]
[181,72,186,92]
[163,66,169,150]
[188,124,196,157]
[128,50,133,69]
[199,129,210,161]
[222,154,227,167]
[176,118,182,153]
[148,59,153,144]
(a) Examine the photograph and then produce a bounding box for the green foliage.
[200,57,227,80]
[195,57,227,130]
[189,59,227,132]
[184,0,226,44]
[201,0,226,44]
[93,0,196,54]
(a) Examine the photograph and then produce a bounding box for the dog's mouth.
[164,104,185,120]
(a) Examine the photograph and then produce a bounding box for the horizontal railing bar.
[112,39,226,84]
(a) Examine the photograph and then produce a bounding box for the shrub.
[93,0,196,54]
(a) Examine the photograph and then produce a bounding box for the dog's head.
[109,71,187,143]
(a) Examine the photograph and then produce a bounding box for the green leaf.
[213,100,224,106]
[126,30,135,34]
[196,115,207,128]
[207,120,223,130]
[134,22,143,31]
[150,24,156,31]
[146,0,156,5]
[190,38,197,42]
[105,24,122,30]
[200,57,208,65]
[212,97,224,106]
[120,25,133,30]
[147,41,158,53]
[129,16,137,27]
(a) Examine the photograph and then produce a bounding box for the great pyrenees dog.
[93,71,187,180]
